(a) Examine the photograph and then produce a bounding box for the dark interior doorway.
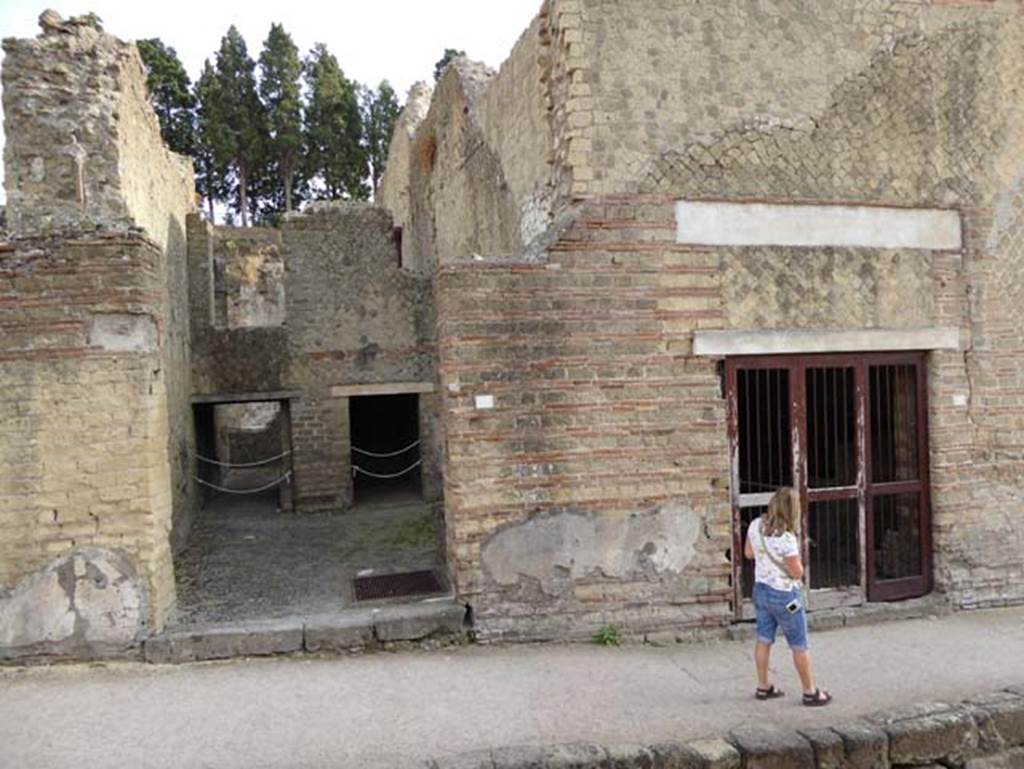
[191,398,293,512]
[349,393,422,504]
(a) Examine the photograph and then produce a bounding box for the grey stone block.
[431,749,496,769]
[489,744,544,769]
[881,709,979,766]
[966,746,1024,769]
[830,722,888,769]
[685,739,741,769]
[539,742,609,768]
[604,744,655,769]
[727,724,814,769]
[144,618,303,663]
[373,602,466,642]
[649,741,704,768]
[797,729,845,769]
[970,693,1024,749]
[303,610,375,652]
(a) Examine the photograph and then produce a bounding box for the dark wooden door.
[726,352,931,617]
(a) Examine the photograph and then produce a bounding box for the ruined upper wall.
[383,0,588,266]
[572,0,1022,198]
[1,14,194,252]
[378,81,431,269]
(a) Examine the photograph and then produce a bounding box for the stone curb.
[421,685,1024,769]
[143,601,467,663]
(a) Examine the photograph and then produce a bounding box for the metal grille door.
[726,353,931,617]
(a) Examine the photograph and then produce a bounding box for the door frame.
[726,352,932,620]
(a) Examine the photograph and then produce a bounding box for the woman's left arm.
[744,533,754,560]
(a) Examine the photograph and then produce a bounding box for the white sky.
[0,0,543,204]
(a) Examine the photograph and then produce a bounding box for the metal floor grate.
[353,570,444,602]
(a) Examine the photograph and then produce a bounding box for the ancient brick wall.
[0,236,179,634]
[1,25,193,252]
[0,19,196,648]
[418,2,1024,639]
[283,203,438,510]
[378,82,432,270]
[187,219,290,396]
[187,204,440,512]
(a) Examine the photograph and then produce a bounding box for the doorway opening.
[726,353,931,619]
[191,399,293,513]
[349,393,422,505]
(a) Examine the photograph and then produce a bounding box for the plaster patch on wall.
[520,191,553,247]
[87,313,158,353]
[481,503,702,594]
[0,547,146,658]
[676,201,962,250]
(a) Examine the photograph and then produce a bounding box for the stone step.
[144,599,467,664]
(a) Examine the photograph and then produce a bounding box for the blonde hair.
[763,487,800,537]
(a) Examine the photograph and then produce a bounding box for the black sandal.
[755,685,785,700]
[802,689,832,707]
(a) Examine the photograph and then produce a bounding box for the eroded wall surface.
[284,203,438,510]
[0,19,196,654]
[417,1,1024,640]
[188,203,440,512]
[380,0,584,269]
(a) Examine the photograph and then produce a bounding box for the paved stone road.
[1,607,1022,768]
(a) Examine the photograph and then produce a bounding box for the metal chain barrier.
[351,460,422,479]
[195,471,292,495]
[350,440,421,458]
[192,450,292,469]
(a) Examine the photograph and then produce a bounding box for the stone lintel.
[692,327,961,357]
[190,390,302,405]
[330,381,436,398]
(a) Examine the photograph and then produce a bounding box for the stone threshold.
[144,599,467,664]
[426,684,1024,769]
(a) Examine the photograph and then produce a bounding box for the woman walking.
[744,486,832,706]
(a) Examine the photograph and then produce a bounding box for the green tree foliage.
[193,59,230,221]
[136,38,196,157]
[259,23,304,214]
[361,81,401,198]
[304,44,367,201]
[213,26,266,226]
[434,48,466,82]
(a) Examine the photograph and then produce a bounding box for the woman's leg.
[755,641,772,689]
[791,649,815,694]
[752,584,779,692]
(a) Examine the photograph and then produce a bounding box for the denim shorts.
[752,582,809,651]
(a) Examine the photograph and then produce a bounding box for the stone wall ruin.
[0,15,196,656]
[387,0,1024,640]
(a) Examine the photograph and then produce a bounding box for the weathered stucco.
[0,547,146,660]
[482,504,703,595]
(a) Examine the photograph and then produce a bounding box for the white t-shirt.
[748,516,801,592]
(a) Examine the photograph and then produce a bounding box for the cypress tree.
[136,38,196,157]
[361,81,401,199]
[194,59,230,222]
[259,23,304,214]
[304,44,367,201]
[213,26,265,226]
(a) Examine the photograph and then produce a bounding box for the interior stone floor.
[170,487,445,626]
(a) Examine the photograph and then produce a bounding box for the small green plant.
[593,623,620,647]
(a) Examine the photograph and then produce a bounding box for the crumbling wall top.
[1,10,194,252]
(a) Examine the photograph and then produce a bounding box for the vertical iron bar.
[767,370,775,489]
